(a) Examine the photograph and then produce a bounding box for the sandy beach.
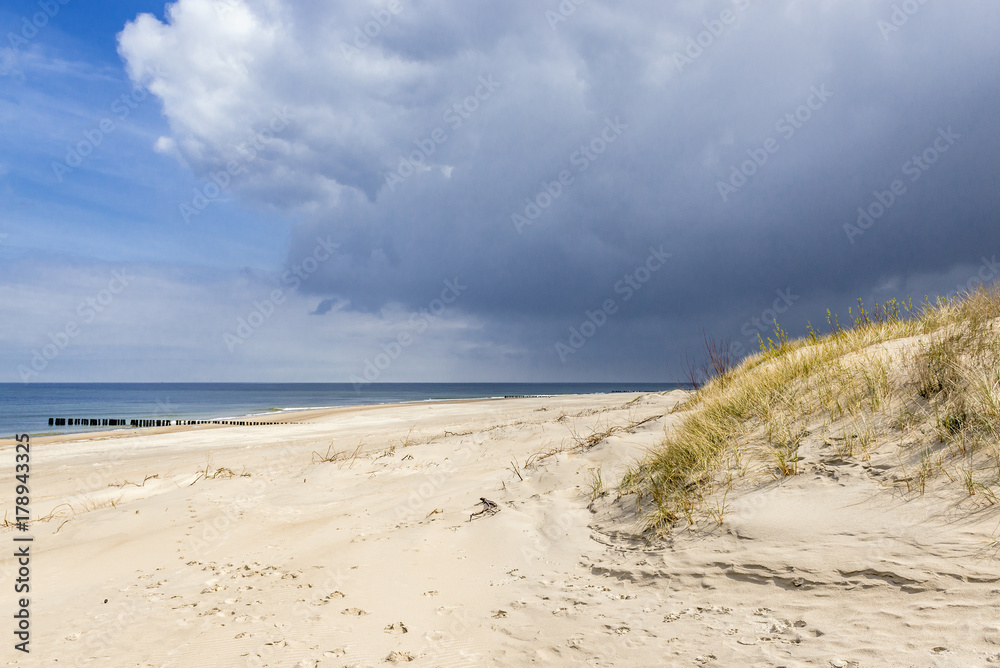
[2,390,998,667]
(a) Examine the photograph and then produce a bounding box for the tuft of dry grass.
[623,284,1000,532]
[312,442,365,468]
[587,467,608,509]
[190,459,252,485]
[567,412,661,450]
[109,474,159,488]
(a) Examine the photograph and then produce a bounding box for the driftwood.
[469,497,500,521]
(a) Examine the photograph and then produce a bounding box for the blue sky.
[1,1,283,269]
[2,1,1000,382]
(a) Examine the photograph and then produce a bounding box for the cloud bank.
[114,0,1000,378]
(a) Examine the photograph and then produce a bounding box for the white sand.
[1,391,998,667]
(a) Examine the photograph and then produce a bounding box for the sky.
[1,0,999,383]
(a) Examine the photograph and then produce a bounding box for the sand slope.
[1,391,998,667]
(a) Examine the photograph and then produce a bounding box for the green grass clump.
[623,284,1000,532]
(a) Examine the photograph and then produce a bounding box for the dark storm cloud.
[121,0,1000,377]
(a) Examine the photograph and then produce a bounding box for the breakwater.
[47,417,285,428]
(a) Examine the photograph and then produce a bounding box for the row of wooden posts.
[48,418,282,428]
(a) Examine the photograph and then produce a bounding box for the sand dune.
[2,391,998,666]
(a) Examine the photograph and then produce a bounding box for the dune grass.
[622,284,1000,531]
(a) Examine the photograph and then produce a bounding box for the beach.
[2,390,998,667]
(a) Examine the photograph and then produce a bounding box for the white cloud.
[153,135,178,155]
[117,0,603,207]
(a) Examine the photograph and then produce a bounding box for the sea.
[0,382,684,438]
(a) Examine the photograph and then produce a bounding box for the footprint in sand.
[384,622,408,634]
[342,607,368,616]
[314,591,345,605]
[700,605,732,614]
[197,607,223,617]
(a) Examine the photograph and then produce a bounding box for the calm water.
[0,383,683,438]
